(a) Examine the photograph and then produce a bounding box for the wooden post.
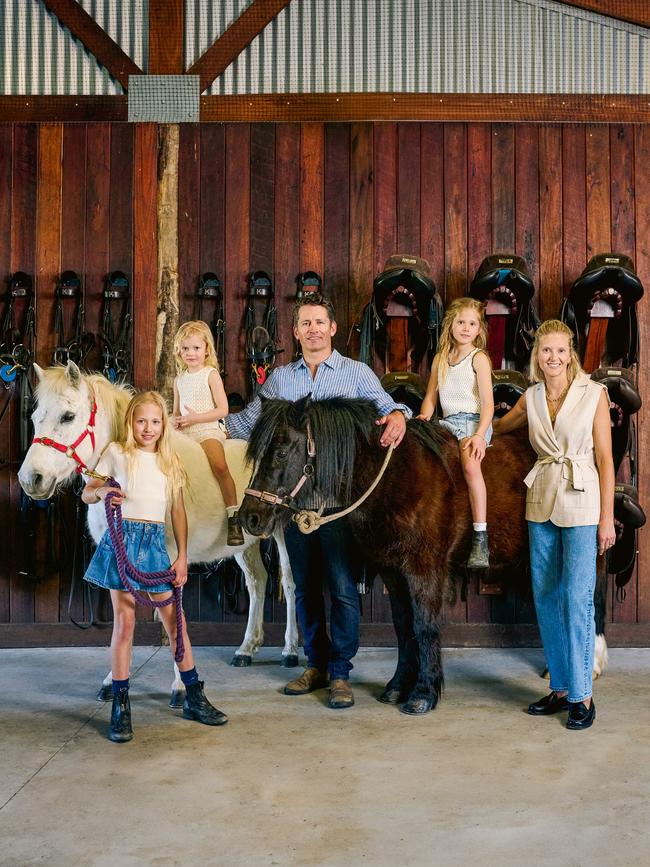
[155,123,180,404]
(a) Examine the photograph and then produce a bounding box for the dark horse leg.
[401,583,444,716]
[378,571,419,704]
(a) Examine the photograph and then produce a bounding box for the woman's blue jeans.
[284,513,361,681]
[528,520,597,703]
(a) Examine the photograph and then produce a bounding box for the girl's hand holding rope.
[170,556,188,587]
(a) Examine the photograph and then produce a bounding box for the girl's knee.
[113,610,136,641]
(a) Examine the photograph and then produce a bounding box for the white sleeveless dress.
[175,367,226,443]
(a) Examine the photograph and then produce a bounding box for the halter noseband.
[32,392,99,475]
[244,421,317,511]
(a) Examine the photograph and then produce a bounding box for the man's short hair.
[292,292,336,328]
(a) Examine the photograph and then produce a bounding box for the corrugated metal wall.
[1,0,648,96]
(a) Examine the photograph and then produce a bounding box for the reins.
[245,420,395,534]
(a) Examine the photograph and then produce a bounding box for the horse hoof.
[169,689,185,709]
[231,654,252,667]
[281,654,299,668]
[540,666,550,680]
[400,697,434,715]
[96,684,112,702]
[378,688,404,705]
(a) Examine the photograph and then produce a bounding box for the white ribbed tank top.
[176,367,220,439]
[438,348,482,417]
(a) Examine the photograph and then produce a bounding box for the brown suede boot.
[328,679,354,709]
[283,667,328,695]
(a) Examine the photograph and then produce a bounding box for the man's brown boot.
[328,679,354,709]
[283,667,328,695]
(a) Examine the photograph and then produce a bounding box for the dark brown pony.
[239,397,533,714]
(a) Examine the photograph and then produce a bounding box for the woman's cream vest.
[524,373,606,526]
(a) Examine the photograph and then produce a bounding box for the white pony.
[17,362,298,703]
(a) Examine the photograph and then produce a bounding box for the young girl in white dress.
[417,298,494,568]
[172,320,243,546]
[82,391,228,742]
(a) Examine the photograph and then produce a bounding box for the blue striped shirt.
[225,349,412,441]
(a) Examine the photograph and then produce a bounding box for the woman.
[494,320,615,730]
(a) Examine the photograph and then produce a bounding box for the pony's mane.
[247,397,448,504]
[36,366,133,442]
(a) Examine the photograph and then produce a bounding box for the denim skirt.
[84,519,174,593]
[440,411,493,444]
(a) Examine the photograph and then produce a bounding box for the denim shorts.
[84,519,174,593]
[440,412,493,444]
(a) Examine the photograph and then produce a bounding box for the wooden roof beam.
[148,0,184,74]
[187,0,293,93]
[559,1,650,29]
[42,0,143,90]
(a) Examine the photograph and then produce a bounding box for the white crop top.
[95,443,168,523]
[438,348,482,417]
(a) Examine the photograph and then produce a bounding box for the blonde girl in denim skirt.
[417,298,494,568]
[82,390,227,743]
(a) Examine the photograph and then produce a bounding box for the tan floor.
[1,645,649,867]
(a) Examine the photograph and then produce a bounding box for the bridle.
[31,390,103,478]
[244,421,317,511]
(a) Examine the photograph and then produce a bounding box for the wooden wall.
[2,120,649,644]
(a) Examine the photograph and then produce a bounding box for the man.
[226,293,410,709]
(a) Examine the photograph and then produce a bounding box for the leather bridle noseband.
[244,421,317,511]
[31,391,100,476]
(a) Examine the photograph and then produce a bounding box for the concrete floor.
[0,646,649,867]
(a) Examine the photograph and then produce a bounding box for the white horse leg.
[97,670,113,702]
[169,661,184,708]
[593,634,609,679]
[230,544,267,666]
[274,528,299,667]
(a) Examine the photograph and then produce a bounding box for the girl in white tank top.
[418,298,494,568]
[172,321,243,546]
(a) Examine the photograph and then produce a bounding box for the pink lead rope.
[103,479,185,663]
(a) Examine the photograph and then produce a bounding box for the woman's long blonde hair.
[529,319,583,385]
[122,391,186,500]
[173,320,219,375]
[436,298,488,382]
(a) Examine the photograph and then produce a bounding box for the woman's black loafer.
[527,691,570,716]
[566,700,596,730]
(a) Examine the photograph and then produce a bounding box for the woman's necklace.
[545,383,569,423]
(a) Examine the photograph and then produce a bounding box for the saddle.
[560,254,644,372]
[590,367,641,473]
[611,484,646,595]
[194,272,226,377]
[379,372,426,415]
[359,254,443,374]
[244,270,283,396]
[469,254,540,370]
[491,369,528,418]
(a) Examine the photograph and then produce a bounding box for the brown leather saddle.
[611,484,646,595]
[469,254,540,370]
[560,254,643,373]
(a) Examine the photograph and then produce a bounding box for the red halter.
[32,394,98,474]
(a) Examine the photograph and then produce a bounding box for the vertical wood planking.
[467,124,492,286]
[420,124,445,295]
[538,126,563,320]
[348,124,374,340]
[374,123,397,276]
[443,124,468,302]
[34,124,62,623]
[274,125,300,362]
[585,125,612,257]
[224,124,251,402]
[109,124,134,288]
[132,124,158,389]
[634,125,650,624]
[177,125,200,323]
[515,125,540,301]
[323,123,350,355]
[84,124,111,371]
[397,123,421,255]
[561,126,587,293]
[491,124,515,252]
[299,123,324,278]
[0,125,12,623]
[199,125,226,366]
[250,123,276,276]
[610,125,635,258]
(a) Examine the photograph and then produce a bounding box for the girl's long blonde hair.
[436,298,488,382]
[529,319,583,385]
[173,320,219,375]
[122,391,186,500]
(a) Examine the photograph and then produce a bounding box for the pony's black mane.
[247,397,448,503]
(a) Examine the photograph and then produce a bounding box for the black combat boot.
[467,530,489,569]
[182,681,228,726]
[109,688,133,743]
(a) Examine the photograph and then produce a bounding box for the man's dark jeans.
[284,513,362,681]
